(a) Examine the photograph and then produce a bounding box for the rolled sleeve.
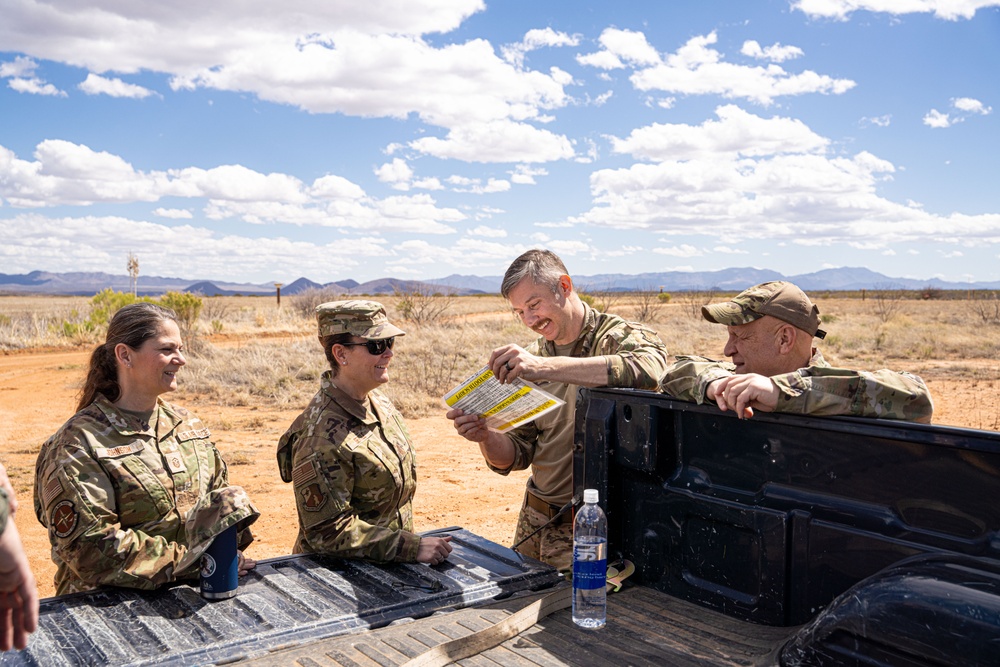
[602,328,670,389]
[487,426,536,474]
[659,357,736,403]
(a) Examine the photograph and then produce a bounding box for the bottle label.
[573,542,607,590]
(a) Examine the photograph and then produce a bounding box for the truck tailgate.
[0,528,562,667]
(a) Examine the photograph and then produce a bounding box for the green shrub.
[160,291,203,332]
[90,288,151,327]
[54,290,151,340]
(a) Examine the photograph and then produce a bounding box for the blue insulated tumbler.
[200,524,238,600]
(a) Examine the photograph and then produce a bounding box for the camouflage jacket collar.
[319,370,381,425]
[809,349,829,368]
[540,302,599,358]
[93,394,181,437]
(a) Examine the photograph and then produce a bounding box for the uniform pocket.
[97,448,175,526]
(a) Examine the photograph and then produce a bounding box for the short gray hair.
[500,249,569,298]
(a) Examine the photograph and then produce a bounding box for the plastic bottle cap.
[583,489,599,503]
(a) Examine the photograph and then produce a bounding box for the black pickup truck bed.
[237,584,796,667]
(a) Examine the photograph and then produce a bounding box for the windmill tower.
[127,252,139,297]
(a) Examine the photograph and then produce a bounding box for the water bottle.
[572,488,607,629]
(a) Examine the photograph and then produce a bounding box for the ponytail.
[77,344,121,411]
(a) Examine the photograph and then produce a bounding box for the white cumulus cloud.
[0,213,399,283]
[792,0,1000,21]
[468,225,507,238]
[502,27,579,67]
[953,96,992,114]
[653,244,702,257]
[0,1,572,139]
[579,30,854,106]
[610,105,829,161]
[153,208,193,219]
[923,109,952,128]
[375,158,415,190]
[409,120,574,163]
[0,56,38,78]
[0,140,465,233]
[8,77,65,96]
[78,73,157,99]
[741,40,804,62]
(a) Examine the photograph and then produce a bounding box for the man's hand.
[707,374,781,418]
[489,344,539,384]
[445,408,515,469]
[446,408,491,444]
[0,520,39,651]
[488,343,609,387]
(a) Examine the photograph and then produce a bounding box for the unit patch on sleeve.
[300,484,327,512]
[51,499,79,538]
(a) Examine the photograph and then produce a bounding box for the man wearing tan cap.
[660,281,933,422]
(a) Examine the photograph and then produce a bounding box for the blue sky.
[1,0,998,286]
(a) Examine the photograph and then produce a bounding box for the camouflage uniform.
[663,281,933,423]
[660,351,934,423]
[34,395,259,595]
[276,374,420,562]
[494,303,669,571]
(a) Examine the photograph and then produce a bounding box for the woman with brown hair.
[34,302,259,595]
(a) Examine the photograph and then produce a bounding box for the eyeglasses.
[340,337,396,355]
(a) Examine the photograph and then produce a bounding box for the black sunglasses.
[341,337,395,355]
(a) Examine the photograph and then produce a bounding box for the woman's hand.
[416,536,453,566]
[237,551,257,576]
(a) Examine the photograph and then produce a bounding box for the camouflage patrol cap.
[701,281,827,339]
[316,300,406,339]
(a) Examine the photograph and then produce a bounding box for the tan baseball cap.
[316,300,406,339]
[701,281,827,339]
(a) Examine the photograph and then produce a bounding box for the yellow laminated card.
[442,365,565,433]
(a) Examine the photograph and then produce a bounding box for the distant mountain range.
[2,267,999,297]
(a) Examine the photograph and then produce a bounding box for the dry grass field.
[2,290,999,597]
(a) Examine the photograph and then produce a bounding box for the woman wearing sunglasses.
[277,300,452,565]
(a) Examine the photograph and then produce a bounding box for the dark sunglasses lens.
[366,337,394,355]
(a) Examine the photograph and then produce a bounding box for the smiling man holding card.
[445,249,669,571]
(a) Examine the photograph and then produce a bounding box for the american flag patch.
[292,461,317,486]
[43,476,64,506]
